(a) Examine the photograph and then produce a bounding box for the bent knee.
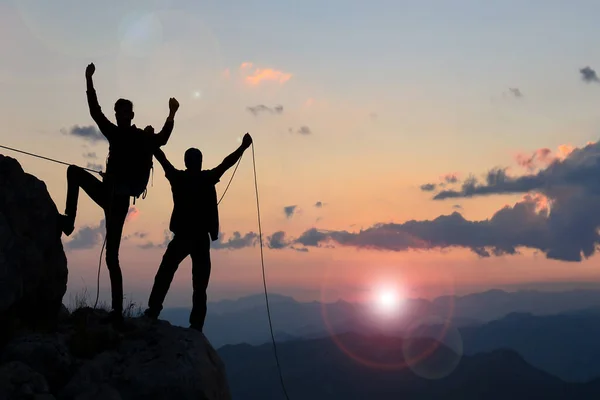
[67,165,83,179]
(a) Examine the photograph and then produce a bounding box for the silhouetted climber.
[144,133,253,331]
[59,62,180,328]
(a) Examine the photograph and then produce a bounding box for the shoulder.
[203,169,221,184]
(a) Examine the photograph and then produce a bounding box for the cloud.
[420,183,437,192]
[246,104,284,116]
[123,231,148,241]
[580,66,599,83]
[86,163,103,172]
[453,205,463,209]
[65,219,105,250]
[515,148,553,172]
[211,231,258,250]
[125,206,139,222]
[83,152,97,159]
[240,62,292,86]
[289,126,312,135]
[253,140,600,262]
[267,231,289,249]
[284,205,297,219]
[509,88,523,98]
[138,230,173,249]
[442,173,459,184]
[62,125,105,143]
[422,140,600,261]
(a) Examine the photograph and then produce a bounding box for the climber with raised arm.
[143,133,253,332]
[59,62,180,329]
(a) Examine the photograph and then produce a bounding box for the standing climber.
[59,62,180,328]
[144,133,253,331]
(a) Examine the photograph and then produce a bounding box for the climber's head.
[185,148,203,171]
[114,98,134,127]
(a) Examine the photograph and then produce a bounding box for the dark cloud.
[291,246,309,253]
[420,183,437,192]
[86,163,104,171]
[424,140,600,261]
[211,231,258,250]
[267,231,289,249]
[62,125,105,143]
[246,104,284,116]
[453,205,463,210]
[580,66,599,83]
[284,205,297,219]
[509,88,523,98]
[258,141,600,262]
[123,232,148,241]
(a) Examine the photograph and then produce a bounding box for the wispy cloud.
[246,104,284,116]
[240,62,292,86]
[62,125,105,143]
[86,163,103,171]
[509,87,523,98]
[288,126,312,135]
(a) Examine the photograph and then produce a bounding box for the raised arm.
[153,148,177,177]
[153,98,179,147]
[212,133,253,180]
[85,63,116,139]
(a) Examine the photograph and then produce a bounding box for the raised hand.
[242,133,252,149]
[85,63,95,79]
[169,98,179,113]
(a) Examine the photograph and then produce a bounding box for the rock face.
[0,154,68,333]
[1,308,232,400]
[0,156,232,400]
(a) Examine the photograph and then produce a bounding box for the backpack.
[104,129,155,203]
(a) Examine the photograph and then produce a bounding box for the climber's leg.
[189,234,211,331]
[146,235,191,319]
[102,193,130,324]
[61,165,105,236]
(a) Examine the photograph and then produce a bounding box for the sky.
[3,0,600,309]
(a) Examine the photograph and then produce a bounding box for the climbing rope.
[0,144,102,174]
[251,142,291,400]
[0,141,292,399]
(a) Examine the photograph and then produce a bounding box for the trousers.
[66,165,130,312]
[147,233,212,329]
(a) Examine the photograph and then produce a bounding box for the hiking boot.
[59,214,75,236]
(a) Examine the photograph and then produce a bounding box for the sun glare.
[374,287,403,315]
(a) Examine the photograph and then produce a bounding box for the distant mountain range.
[161,289,600,348]
[217,333,600,400]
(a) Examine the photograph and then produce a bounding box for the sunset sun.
[373,287,403,315]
